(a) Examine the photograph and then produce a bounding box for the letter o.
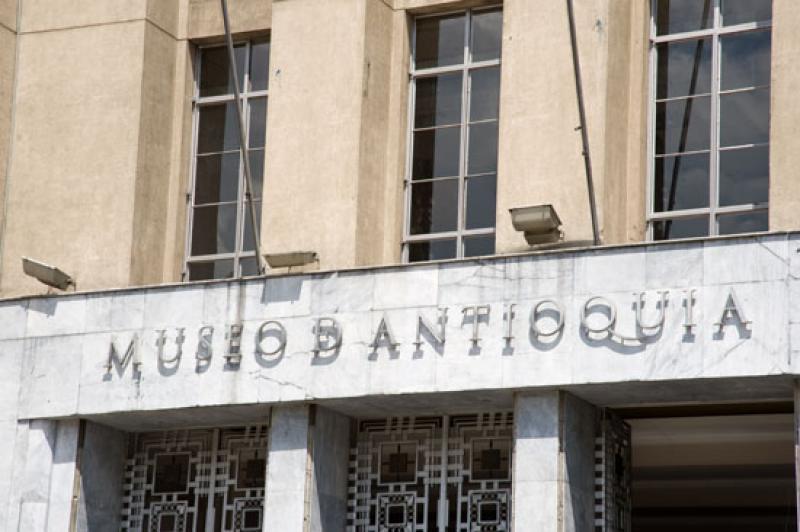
[580,296,617,334]
[530,299,565,337]
[256,320,287,356]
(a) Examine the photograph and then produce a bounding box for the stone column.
[263,405,350,532]
[513,391,597,531]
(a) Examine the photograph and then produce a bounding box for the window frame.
[646,0,772,240]
[402,6,502,263]
[184,39,269,280]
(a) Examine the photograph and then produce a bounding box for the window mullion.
[456,10,471,258]
[709,0,721,236]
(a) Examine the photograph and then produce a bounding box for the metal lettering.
[414,308,447,350]
[580,296,616,336]
[634,291,668,331]
[683,289,697,333]
[156,328,185,364]
[196,325,214,361]
[256,320,287,356]
[714,289,752,332]
[225,323,244,364]
[106,333,140,373]
[312,317,342,355]
[462,305,490,346]
[530,299,565,337]
[370,314,399,351]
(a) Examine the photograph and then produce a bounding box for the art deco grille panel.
[120,424,269,532]
[347,412,513,531]
[594,413,632,532]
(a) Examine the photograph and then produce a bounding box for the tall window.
[186,40,270,280]
[404,8,502,262]
[648,0,771,240]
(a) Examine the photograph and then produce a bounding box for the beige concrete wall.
[262,0,368,271]
[0,2,16,296]
[769,0,800,232]
[188,0,271,41]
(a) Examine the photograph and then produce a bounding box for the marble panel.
[0,420,19,530]
[18,336,82,418]
[142,286,205,329]
[264,406,310,532]
[0,301,27,340]
[703,236,789,286]
[242,275,312,321]
[26,295,87,338]
[513,392,559,483]
[46,420,80,532]
[503,253,575,301]
[372,266,438,310]
[645,242,704,289]
[511,480,559,531]
[0,340,22,421]
[310,271,375,314]
[438,260,508,305]
[573,248,646,295]
[84,291,145,333]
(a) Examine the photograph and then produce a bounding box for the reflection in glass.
[465,174,497,229]
[468,121,498,174]
[656,39,712,100]
[719,88,770,147]
[194,153,240,205]
[722,0,772,26]
[656,0,712,36]
[718,210,768,235]
[652,217,709,240]
[654,153,710,212]
[242,201,262,251]
[463,235,495,257]
[721,31,771,91]
[412,127,461,179]
[248,149,264,200]
[655,96,710,155]
[415,74,463,128]
[471,9,502,62]
[410,179,459,234]
[470,67,500,121]
[408,239,457,262]
[239,257,259,277]
[198,102,241,153]
[188,260,235,280]
[248,97,267,148]
[199,45,245,97]
[719,146,769,207]
[249,40,270,91]
[191,204,237,255]
[415,14,465,69]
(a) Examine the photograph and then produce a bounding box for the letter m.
[106,333,141,375]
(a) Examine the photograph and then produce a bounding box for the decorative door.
[347,412,513,531]
[594,412,631,532]
[120,424,269,532]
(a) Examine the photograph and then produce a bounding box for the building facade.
[0,0,798,530]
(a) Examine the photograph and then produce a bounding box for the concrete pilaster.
[73,421,126,532]
[513,391,597,532]
[264,404,350,532]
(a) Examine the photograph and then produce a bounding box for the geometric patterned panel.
[347,413,513,532]
[594,412,631,532]
[120,424,268,532]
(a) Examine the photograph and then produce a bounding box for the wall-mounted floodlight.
[22,257,74,290]
[509,205,563,246]
[264,251,318,269]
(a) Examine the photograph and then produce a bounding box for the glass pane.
[408,239,457,262]
[718,210,768,234]
[415,14,465,69]
[463,235,495,258]
[471,9,502,62]
[468,121,498,174]
[239,257,260,277]
[415,73,463,128]
[465,174,497,230]
[719,88,770,147]
[194,153,240,205]
[191,203,237,256]
[722,0,772,26]
[199,45,245,97]
[248,97,267,148]
[470,67,500,121]
[656,39,712,100]
[197,102,240,153]
[248,149,264,200]
[410,179,459,234]
[652,217,709,240]
[719,145,769,207]
[654,152,710,212]
[721,31,771,91]
[655,96,710,154]
[242,201,262,251]
[249,40,271,91]
[656,0,713,36]
[188,259,235,281]
[412,127,461,179]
